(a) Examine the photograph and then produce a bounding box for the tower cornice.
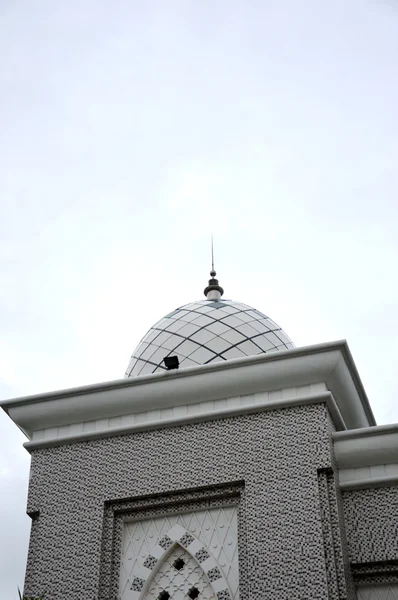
[1,340,376,449]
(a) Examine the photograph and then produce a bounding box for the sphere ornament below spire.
[204,270,224,300]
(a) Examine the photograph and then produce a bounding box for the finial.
[204,235,224,300]
[211,233,215,274]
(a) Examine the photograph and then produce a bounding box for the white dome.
[125,276,294,378]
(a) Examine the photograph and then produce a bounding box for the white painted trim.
[333,424,398,469]
[24,392,341,451]
[1,341,375,440]
[333,422,398,439]
[30,383,327,442]
[340,475,398,491]
[3,341,344,405]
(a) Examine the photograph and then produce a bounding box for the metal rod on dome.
[211,233,215,273]
[204,234,224,299]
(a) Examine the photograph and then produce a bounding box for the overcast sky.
[1,1,398,597]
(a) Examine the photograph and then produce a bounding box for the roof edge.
[334,423,398,469]
[24,392,340,452]
[1,341,375,438]
[1,340,362,408]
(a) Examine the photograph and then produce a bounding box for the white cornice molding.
[1,341,375,441]
[24,391,342,451]
[339,475,398,491]
[333,424,398,469]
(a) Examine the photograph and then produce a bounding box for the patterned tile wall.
[318,469,349,600]
[24,404,350,600]
[342,487,398,564]
[325,417,357,600]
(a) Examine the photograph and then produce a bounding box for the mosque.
[1,268,397,600]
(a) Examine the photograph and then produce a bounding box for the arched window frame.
[128,524,232,600]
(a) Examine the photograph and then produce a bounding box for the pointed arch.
[128,524,232,600]
[141,542,215,599]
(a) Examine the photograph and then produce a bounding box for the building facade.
[2,273,398,600]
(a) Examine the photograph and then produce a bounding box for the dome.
[125,270,294,378]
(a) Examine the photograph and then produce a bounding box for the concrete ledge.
[340,475,398,491]
[24,392,340,451]
[333,424,398,469]
[1,341,375,439]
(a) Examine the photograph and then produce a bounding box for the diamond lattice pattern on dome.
[125,299,294,378]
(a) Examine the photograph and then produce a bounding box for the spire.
[211,233,215,273]
[204,235,224,300]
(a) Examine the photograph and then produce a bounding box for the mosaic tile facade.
[325,424,357,600]
[24,403,353,600]
[318,469,349,600]
[342,487,398,564]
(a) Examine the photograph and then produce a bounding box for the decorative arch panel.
[120,513,238,600]
[142,543,215,600]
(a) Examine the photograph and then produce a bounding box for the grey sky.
[1,1,398,597]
